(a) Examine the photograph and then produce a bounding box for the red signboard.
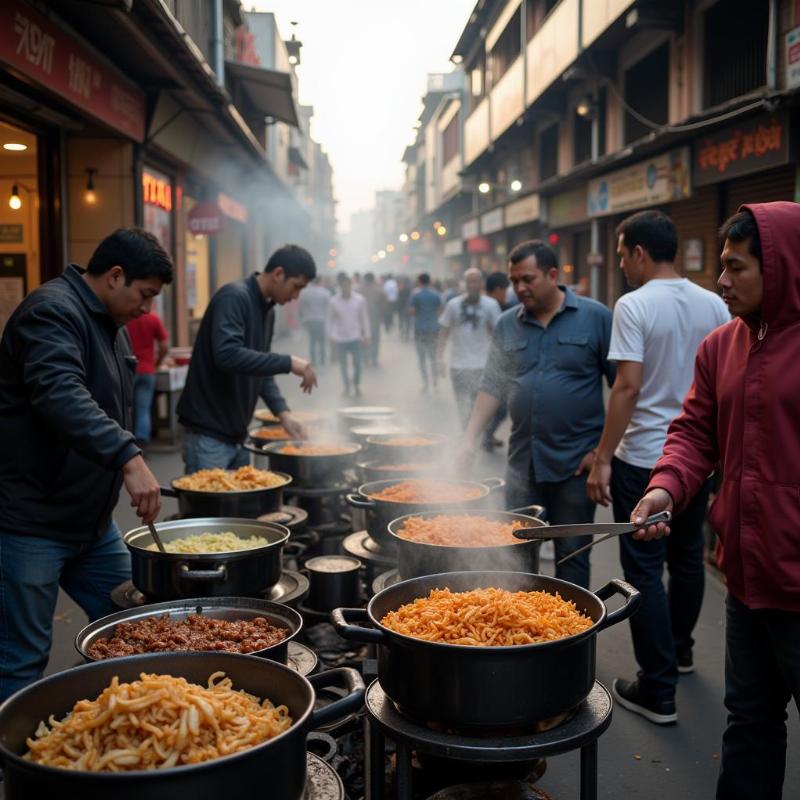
[188,202,223,235]
[466,236,491,254]
[0,0,146,141]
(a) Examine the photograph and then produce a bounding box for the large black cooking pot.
[75,596,303,665]
[389,507,546,579]
[357,459,439,483]
[364,432,448,463]
[346,477,504,545]
[247,439,362,487]
[161,470,292,518]
[332,570,639,728]
[0,653,364,800]
[124,518,289,599]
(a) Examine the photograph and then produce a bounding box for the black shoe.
[612,678,677,725]
[676,648,694,675]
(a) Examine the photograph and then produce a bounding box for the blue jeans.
[304,319,326,365]
[0,521,131,701]
[718,594,800,800]
[335,340,362,391]
[611,456,710,701]
[133,372,156,444]
[506,470,595,588]
[415,331,438,387]
[182,430,251,474]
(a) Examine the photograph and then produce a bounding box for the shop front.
[480,207,506,272]
[545,185,594,296]
[503,192,542,253]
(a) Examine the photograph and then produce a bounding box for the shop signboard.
[466,236,491,254]
[461,218,479,240]
[547,186,589,228]
[684,238,704,273]
[588,147,691,217]
[0,0,146,141]
[188,202,223,235]
[481,207,504,235]
[693,114,790,186]
[787,26,800,89]
[443,239,463,256]
[0,225,23,244]
[505,193,540,228]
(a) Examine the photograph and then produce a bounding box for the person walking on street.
[459,240,615,588]
[397,277,413,341]
[586,210,729,724]
[382,274,398,332]
[630,203,800,800]
[438,268,501,432]
[327,272,370,396]
[0,228,169,701]
[126,309,169,448]
[298,276,330,366]
[409,273,442,392]
[482,271,513,448]
[178,245,318,474]
[361,272,386,366]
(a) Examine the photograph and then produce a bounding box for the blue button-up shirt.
[480,287,615,483]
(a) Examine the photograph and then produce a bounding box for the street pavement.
[47,324,799,799]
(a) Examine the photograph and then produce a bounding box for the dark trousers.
[717,594,800,800]
[450,368,483,429]
[414,331,438,387]
[367,317,381,365]
[305,320,326,365]
[611,456,710,701]
[506,471,595,589]
[335,340,362,390]
[485,400,508,442]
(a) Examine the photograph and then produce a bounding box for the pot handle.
[509,503,547,520]
[178,564,227,581]
[346,493,375,510]
[160,484,179,498]
[594,578,641,632]
[480,477,505,492]
[308,667,366,729]
[330,607,387,645]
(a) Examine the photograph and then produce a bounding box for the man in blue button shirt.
[460,240,615,587]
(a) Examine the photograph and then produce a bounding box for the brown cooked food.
[86,613,289,659]
[173,466,286,491]
[369,480,483,504]
[397,514,525,546]
[280,443,353,456]
[252,426,291,440]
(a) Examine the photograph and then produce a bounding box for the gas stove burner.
[304,752,345,800]
[342,531,397,567]
[288,641,319,676]
[425,780,554,800]
[110,569,310,610]
[258,504,309,532]
[371,568,401,595]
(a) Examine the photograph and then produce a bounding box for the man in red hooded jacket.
[631,202,800,800]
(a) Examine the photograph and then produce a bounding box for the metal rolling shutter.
[725,166,796,216]
[670,184,720,291]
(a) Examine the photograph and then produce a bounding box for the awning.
[225,60,299,127]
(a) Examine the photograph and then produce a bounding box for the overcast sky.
[251,0,475,232]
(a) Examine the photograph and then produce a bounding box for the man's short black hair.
[508,240,558,271]
[87,227,173,285]
[616,210,678,263]
[364,272,375,283]
[719,209,762,263]
[266,244,317,280]
[486,271,509,293]
[418,272,431,285]
[336,271,351,285]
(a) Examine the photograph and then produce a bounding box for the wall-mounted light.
[510,179,523,193]
[386,243,395,253]
[576,96,595,119]
[478,182,491,194]
[8,184,21,211]
[410,231,420,241]
[84,168,98,205]
[3,143,27,152]
[378,250,386,259]
[399,233,409,243]
[436,226,447,237]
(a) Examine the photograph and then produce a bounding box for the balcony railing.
[490,55,524,141]
[526,0,579,107]
[581,0,636,50]
[464,97,490,166]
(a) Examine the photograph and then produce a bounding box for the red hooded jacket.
[647,201,800,613]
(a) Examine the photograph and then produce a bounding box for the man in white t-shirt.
[437,268,502,430]
[587,210,729,725]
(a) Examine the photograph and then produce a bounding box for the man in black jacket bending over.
[178,244,318,473]
[0,228,171,701]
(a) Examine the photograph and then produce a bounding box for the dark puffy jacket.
[0,265,140,542]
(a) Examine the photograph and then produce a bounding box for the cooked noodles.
[369,480,482,504]
[174,466,286,492]
[251,426,290,441]
[397,515,524,547]
[380,587,593,646]
[25,672,292,771]
[145,531,269,553]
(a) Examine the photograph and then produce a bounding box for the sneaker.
[676,648,694,675]
[612,678,678,725]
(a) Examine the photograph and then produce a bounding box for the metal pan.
[247,440,362,487]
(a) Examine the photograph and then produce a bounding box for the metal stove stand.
[364,680,612,800]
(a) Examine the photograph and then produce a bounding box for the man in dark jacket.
[177,244,318,473]
[0,228,171,701]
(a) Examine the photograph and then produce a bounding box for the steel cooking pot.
[162,471,291,518]
[332,570,639,728]
[247,439,362,487]
[0,653,364,800]
[345,477,504,545]
[124,518,289,599]
[364,432,448,463]
[75,596,303,665]
[337,405,397,434]
[388,507,546,579]
[357,459,439,483]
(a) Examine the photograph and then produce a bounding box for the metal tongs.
[513,511,672,566]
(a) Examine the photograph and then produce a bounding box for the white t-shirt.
[439,294,502,370]
[383,279,398,303]
[608,278,730,469]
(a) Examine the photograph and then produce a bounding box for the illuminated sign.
[217,192,247,224]
[143,172,172,212]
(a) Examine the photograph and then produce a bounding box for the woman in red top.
[126,310,168,446]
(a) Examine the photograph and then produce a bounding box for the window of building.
[573,87,607,166]
[489,9,521,87]
[539,123,559,181]
[442,113,460,166]
[624,42,669,145]
[703,0,768,108]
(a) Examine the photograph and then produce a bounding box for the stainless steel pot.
[357,460,439,483]
[124,518,289,599]
[337,405,397,433]
[162,471,291,518]
[247,440,362,487]
[75,596,303,664]
[364,432,448,463]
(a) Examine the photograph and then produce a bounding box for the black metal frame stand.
[364,680,612,800]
